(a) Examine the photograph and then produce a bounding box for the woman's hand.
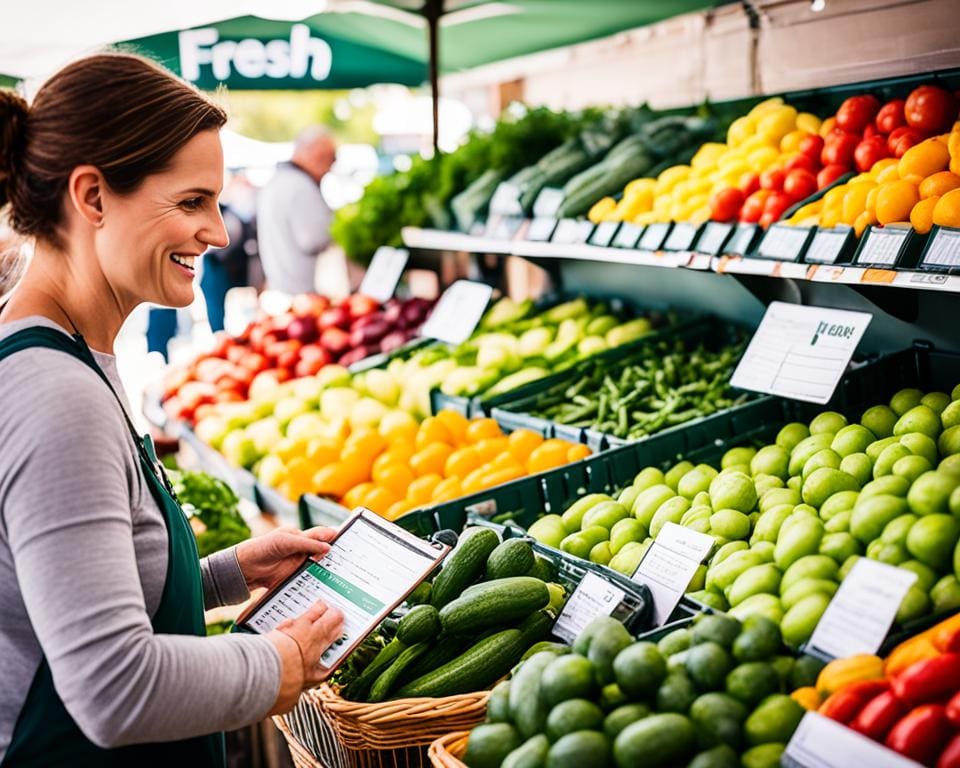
[236,526,337,591]
[267,601,345,714]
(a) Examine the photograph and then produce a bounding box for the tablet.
[235,508,449,670]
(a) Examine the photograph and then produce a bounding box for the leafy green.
[170,470,251,558]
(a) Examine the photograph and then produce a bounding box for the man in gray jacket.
[257,126,336,295]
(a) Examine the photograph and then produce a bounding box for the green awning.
[0,74,18,89]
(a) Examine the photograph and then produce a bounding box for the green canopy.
[0,74,18,89]
[123,1,719,91]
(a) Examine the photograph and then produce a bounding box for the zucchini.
[398,634,463,684]
[396,605,441,645]
[486,539,535,580]
[518,609,556,648]
[342,638,404,701]
[557,149,655,219]
[527,556,558,582]
[431,527,500,609]
[406,581,432,606]
[369,642,429,702]
[441,577,550,635]
[394,628,527,699]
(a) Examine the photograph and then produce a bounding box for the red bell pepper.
[819,679,890,724]
[850,690,909,741]
[893,653,960,707]
[939,732,960,768]
[933,614,960,654]
[885,704,952,766]
[947,690,960,728]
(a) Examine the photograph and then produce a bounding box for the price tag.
[687,252,714,270]
[639,222,671,252]
[358,247,409,304]
[754,224,814,261]
[663,223,701,252]
[730,301,872,404]
[485,215,524,241]
[553,571,627,644]
[488,182,524,217]
[725,223,760,256]
[920,226,960,270]
[632,522,714,626]
[807,558,917,659]
[590,221,621,247]
[532,187,565,218]
[527,217,559,242]
[855,226,912,267]
[613,223,644,249]
[785,713,923,768]
[552,219,595,245]
[805,227,856,265]
[420,280,493,345]
[695,222,734,256]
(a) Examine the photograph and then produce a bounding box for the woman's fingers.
[303,526,338,543]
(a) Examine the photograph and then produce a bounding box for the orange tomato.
[910,196,939,234]
[342,481,375,509]
[378,411,418,443]
[527,439,575,474]
[372,463,415,495]
[876,181,920,225]
[445,446,484,478]
[362,485,401,514]
[415,417,454,450]
[434,409,469,445]
[341,428,387,465]
[508,429,544,464]
[409,443,454,477]
[430,476,462,503]
[474,437,509,462]
[275,437,308,462]
[479,465,525,490]
[407,474,443,504]
[306,437,340,466]
[286,456,315,486]
[898,137,950,184]
[490,452,523,471]
[567,444,592,462]
[384,499,416,521]
[919,170,960,199]
[932,187,960,227]
[464,418,503,444]
[461,465,489,495]
[312,462,358,498]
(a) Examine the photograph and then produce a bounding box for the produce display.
[790,613,960,767]
[337,531,562,702]
[461,612,819,768]
[528,383,960,648]
[161,292,434,424]
[169,468,251,557]
[501,333,747,441]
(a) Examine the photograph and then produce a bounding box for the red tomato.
[347,293,380,318]
[862,124,880,140]
[209,331,234,358]
[817,164,849,189]
[295,356,327,378]
[783,169,818,202]
[835,94,882,133]
[226,344,247,365]
[799,134,825,162]
[876,99,906,134]
[738,172,761,195]
[710,187,745,222]
[822,131,860,166]
[763,191,793,220]
[238,351,269,374]
[760,168,786,191]
[887,126,925,158]
[740,190,771,222]
[248,324,270,352]
[854,135,890,172]
[785,153,817,173]
[904,85,958,134]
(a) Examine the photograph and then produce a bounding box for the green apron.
[0,326,226,768]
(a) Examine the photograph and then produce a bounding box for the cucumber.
[396,605,441,645]
[406,581,432,606]
[395,629,527,698]
[557,149,656,218]
[370,642,428,702]
[431,527,500,609]
[441,577,550,634]
[341,638,403,701]
[518,609,555,648]
[528,556,558,583]
[399,634,463,683]
[510,651,556,738]
[486,539,536,580]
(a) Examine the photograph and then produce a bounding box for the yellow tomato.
[910,196,939,235]
[919,171,960,199]
[876,181,921,225]
[898,138,950,185]
[932,188,960,228]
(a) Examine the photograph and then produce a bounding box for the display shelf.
[400,226,513,255]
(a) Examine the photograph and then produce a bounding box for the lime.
[861,405,898,438]
[896,584,931,624]
[839,453,873,485]
[818,532,861,565]
[788,434,833,476]
[942,400,960,430]
[900,433,939,466]
[906,513,960,570]
[710,509,752,541]
[921,391,951,414]
[612,642,666,699]
[753,474,785,495]
[873,443,912,478]
[892,455,933,483]
[632,484,677,527]
[861,474,910,498]
[545,699,605,742]
[651,496,692,538]
[839,554,861,579]
[776,423,810,451]
[781,594,830,647]
[890,388,924,416]
[907,470,959,516]
[709,472,758,514]
[528,514,567,548]
[787,476,802,492]
[831,424,876,457]
[722,446,757,469]
[824,510,851,533]
[609,518,647,555]
[540,654,598,707]
[780,554,839,593]
[898,559,938,592]
[951,485,960,516]
[893,405,941,439]
[931,575,960,613]
[881,513,919,546]
[850,494,909,543]
[759,487,801,513]
[866,435,901,460]
[658,628,692,658]
[678,465,720,500]
[750,446,790,480]
[819,490,859,520]
[665,461,696,492]
[802,449,842,479]
[809,411,847,435]
[939,425,960,456]
[866,539,909,565]
[801,467,860,508]
[725,663,780,706]
[742,743,785,768]
[728,593,784,625]
[685,641,734,691]
[633,466,666,492]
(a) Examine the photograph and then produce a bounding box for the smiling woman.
[0,54,345,768]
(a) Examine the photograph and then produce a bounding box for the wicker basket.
[427,731,469,768]
[275,684,489,768]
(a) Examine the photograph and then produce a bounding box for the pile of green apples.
[528,385,960,647]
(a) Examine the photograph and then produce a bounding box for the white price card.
[553,571,627,644]
[785,712,924,768]
[807,558,917,659]
[420,280,493,345]
[359,247,409,304]
[730,301,872,404]
[632,522,714,626]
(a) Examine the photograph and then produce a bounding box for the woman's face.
[97,129,228,309]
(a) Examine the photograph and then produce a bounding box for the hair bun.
[0,90,29,207]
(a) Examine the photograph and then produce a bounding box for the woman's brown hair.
[0,53,227,246]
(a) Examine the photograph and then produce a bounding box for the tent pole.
[426,0,443,154]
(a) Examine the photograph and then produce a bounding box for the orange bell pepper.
[791,686,824,711]
[931,613,960,654]
[885,631,941,677]
[816,654,885,697]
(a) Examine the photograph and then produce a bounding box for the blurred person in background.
[256,125,335,295]
[0,220,26,300]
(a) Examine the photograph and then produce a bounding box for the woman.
[0,54,344,766]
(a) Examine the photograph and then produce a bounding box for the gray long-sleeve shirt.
[0,317,281,758]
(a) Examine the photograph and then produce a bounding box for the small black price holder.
[803,226,857,265]
[918,226,960,273]
[692,222,734,256]
[589,221,622,247]
[724,223,761,256]
[853,225,923,269]
[662,222,702,252]
[527,186,565,243]
[551,218,595,245]
[753,224,815,262]
[612,223,645,249]
[638,222,672,251]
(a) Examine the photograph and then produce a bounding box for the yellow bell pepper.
[815,654,884,697]
[791,686,823,711]
[587,197,617,224]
